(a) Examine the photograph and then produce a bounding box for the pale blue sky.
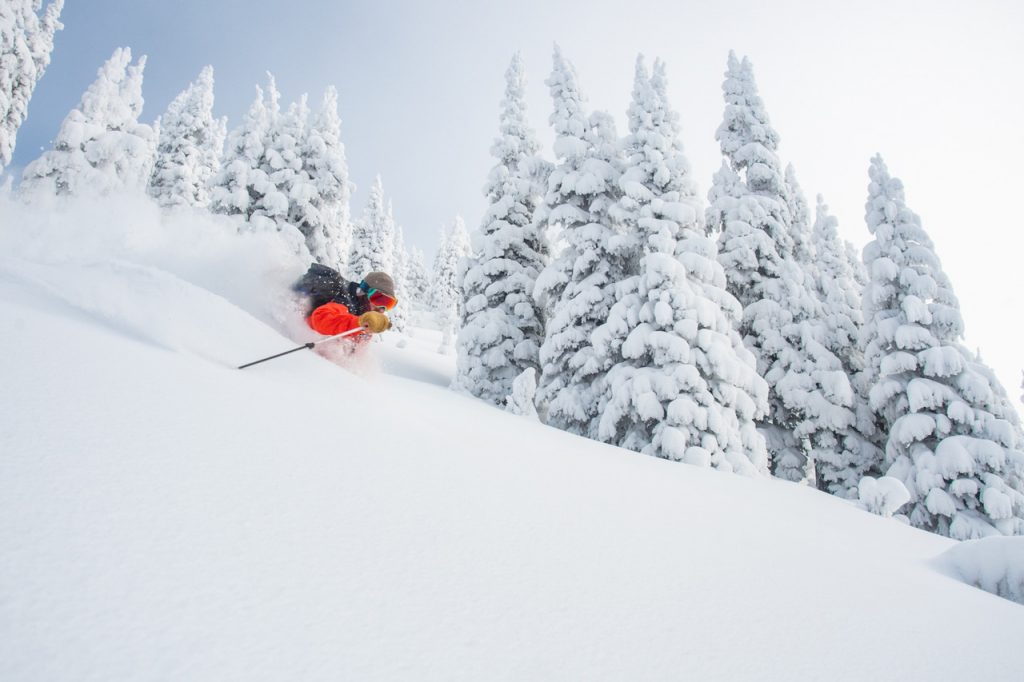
[12,0,1024,394]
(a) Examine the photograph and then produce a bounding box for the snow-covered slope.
[2,198,1022,681]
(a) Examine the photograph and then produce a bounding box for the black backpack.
[294,264,362,315]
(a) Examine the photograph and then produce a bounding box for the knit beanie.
[363,271,396,297]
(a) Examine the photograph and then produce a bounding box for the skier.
[294,264,397,340]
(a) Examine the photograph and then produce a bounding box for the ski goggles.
[359,281,398,310]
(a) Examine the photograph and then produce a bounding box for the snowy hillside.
[2,198,1023,681]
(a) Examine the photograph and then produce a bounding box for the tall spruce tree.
[454,53,548,405]
[434,216,470,353]
[783,163,815,264]
[348,174,393,277]
[405,246,432,308]
[0,0,64,171]
[706,51,841,483]
[21,47,156,197]
[263,92,308,239]
[299,86,353,273]
[209,81,270,219]
[148,66,225,209]
[388,205,411,333]
[808,195,880,497]
[209,75,304,254]
[592,57,769,474]
[533,45,626,431]
[860,155,1024,538]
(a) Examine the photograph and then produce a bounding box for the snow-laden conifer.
[706,51,834,483]
[348,175,393,278]
[807,195,880,497]
[861,155,1024,537]
[388,211,410,333]
[434,215,470,353]
[298,86,353,273]
[533,46,628,431]
[209,82,269,219]
[21,47,156,197]
[263,92,307,236]
[0,0,64,170]
[773,166,876,491]
[540,107,628,433]
[454,53,548,405]
[148,66,225,209]
[405,246,432,308]
[210,76,308,253]
[592,57,769,474]
[784,163,815,264]
[208,75,305,254]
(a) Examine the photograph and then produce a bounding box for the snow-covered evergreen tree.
[532,46,627,431]
[591,57,769,474]
[348,175,393,277]
[455,52,548,405]
[147,66,225,209]
[20,47,156,197]
[807,195,880,497]
[298,86,353,273]
[706,51,834,483]
[434,215,470,353]
[846,238,869,289]
[0,0,64,171]
[784,163,815,264]
[263,92,307,238]
[209,83,270,221]
[861,155,1024,538]
[538,105,627,433]
[388,212,410,333]
[405,246,432,308]
[208,75,304,254]
[209,83,269,210]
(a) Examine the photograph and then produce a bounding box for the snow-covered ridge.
[1,196,1022,681]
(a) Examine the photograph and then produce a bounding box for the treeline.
[452,48,1024,541]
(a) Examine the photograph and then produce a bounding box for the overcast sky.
[11,0,1024,397]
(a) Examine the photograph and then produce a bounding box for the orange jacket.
[307,302,367,338]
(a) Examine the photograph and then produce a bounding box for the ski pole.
[238,327,365,369]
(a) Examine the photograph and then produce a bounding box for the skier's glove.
[359,311,391,333]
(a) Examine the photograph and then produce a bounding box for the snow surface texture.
[2,195,1023,681]
[935,537,1024,605]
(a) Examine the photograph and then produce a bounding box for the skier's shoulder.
[295,263,358,311]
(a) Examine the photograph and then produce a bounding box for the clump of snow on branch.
[856,475,911,518]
